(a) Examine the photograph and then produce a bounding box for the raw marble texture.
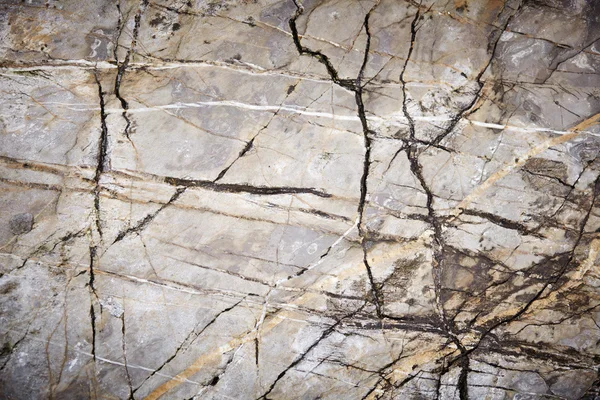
[1,0,600,399]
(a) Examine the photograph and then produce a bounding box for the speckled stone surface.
[1,0,600,399]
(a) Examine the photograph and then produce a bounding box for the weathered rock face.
[1,0,599,398]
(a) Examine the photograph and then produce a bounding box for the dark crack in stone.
[0,0,599,399]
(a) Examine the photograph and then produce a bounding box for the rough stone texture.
[0,0,599,399]
[8,213,34,236]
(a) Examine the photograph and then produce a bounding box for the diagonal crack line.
[132,298,244,394]
[523,169,574,189]
[200,346,239,391]
[112,186,186,244]
[540,34,600,84]
[429,3,522,146]
[361,338,461,400]
[382,141,410,175]
[289,0,383,316]
[257,302,366,400]
[436,173,600,392]
[478,173,600,334]
[13,229,86,271]
[213,80,300,183]
[289,0,352,90]
[483,339,600,366]
[359,349,419,400]
[148,1,196,16]
[213,137,255,183]
[0,325,33,372]
[512,303,600,335]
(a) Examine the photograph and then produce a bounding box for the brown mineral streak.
[143,237,426,399]
[2,0,600,398]
[454,113,600,216]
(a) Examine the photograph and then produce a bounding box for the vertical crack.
[121,313,134,400]
[406,146,445,311]
[355,7,383,319]
[114,0,148,140]
[397,3,448,326]
[254,337,260,367]
[399,5,420,140]
[88,246,100,361]
[391,8,527,397]
[289,0,383,316]
[93,72,109,238]
[456,341,470,400]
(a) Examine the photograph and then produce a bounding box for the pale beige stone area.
[1,0,600,399]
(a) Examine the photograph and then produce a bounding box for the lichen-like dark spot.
[9,213,33,235]
[0,280,18,295]
[172,22,181,31]
[149,14,166,27]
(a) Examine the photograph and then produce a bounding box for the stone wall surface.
[1,0,600,399]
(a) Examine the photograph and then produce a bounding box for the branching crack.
[112,186,186,244]
[289,0,383,316]
[257,302,366,399]
[399,4,420,140]
[114,0,149,140]
[428,4,521,147]
[132,299,244,394]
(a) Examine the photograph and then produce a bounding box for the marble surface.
[1,0,600,399]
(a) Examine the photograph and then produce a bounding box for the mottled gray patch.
[9,213,33,235]
[99,296,124,318]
